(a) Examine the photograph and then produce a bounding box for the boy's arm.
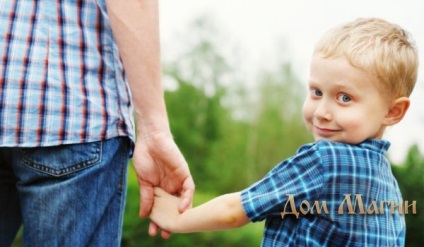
[150,188,250,234]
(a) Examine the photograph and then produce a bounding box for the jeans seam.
[118,138,129,193]
[21,142,102,177]
[115,138,130,246]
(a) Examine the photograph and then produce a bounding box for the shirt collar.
[358,139,391,155]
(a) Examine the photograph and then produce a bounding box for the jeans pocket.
[22,141,102,177]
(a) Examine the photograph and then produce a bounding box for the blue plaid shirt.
[0,0,134,147]
[241,139,405,246]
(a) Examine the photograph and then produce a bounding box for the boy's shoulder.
[296,139,391,160]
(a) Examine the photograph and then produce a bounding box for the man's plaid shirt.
[0,0,134,147]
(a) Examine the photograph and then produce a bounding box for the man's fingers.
[139,183,154,218]
[178,180,195,213]
[178,197,191,213]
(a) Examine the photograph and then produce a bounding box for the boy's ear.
[383,97,410,126]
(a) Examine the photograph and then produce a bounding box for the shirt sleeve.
[241,143,325,222]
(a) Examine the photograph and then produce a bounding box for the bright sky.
[159,0,424,164]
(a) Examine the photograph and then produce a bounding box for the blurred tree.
[391,145,424,247]
[244,63,312,179]
[164,75,227,186]
[204,62,313,193]
[163,16,312,193]
[162,17,232,190]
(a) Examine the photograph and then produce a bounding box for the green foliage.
[391,145,424,247]
[162,17,312,193]
[244,63,312,178]
[163,62,313,193]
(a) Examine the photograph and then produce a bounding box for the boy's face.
[303,55,390,144]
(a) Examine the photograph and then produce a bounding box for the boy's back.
[243,139,404,246]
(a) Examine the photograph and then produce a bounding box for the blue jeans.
[0,137,132,247]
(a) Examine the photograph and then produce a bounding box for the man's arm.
[105,0,195,228]
[150,188,250,234]
[106,0,167,131]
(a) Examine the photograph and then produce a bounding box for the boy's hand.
[149,187,184,236]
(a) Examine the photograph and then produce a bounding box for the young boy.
[149,18,419,246]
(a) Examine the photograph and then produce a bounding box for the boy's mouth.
[314,126,340,136]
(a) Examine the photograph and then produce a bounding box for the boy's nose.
[314,100,332,121]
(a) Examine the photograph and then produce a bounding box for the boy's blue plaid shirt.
[242,139,405,246]
[0,0,135,147]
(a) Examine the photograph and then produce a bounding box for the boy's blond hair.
[314,17,419,99]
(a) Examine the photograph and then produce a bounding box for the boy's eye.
[312,89,323,97]
[337,94,351,102]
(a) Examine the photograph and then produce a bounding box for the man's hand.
[132,132,195,238]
